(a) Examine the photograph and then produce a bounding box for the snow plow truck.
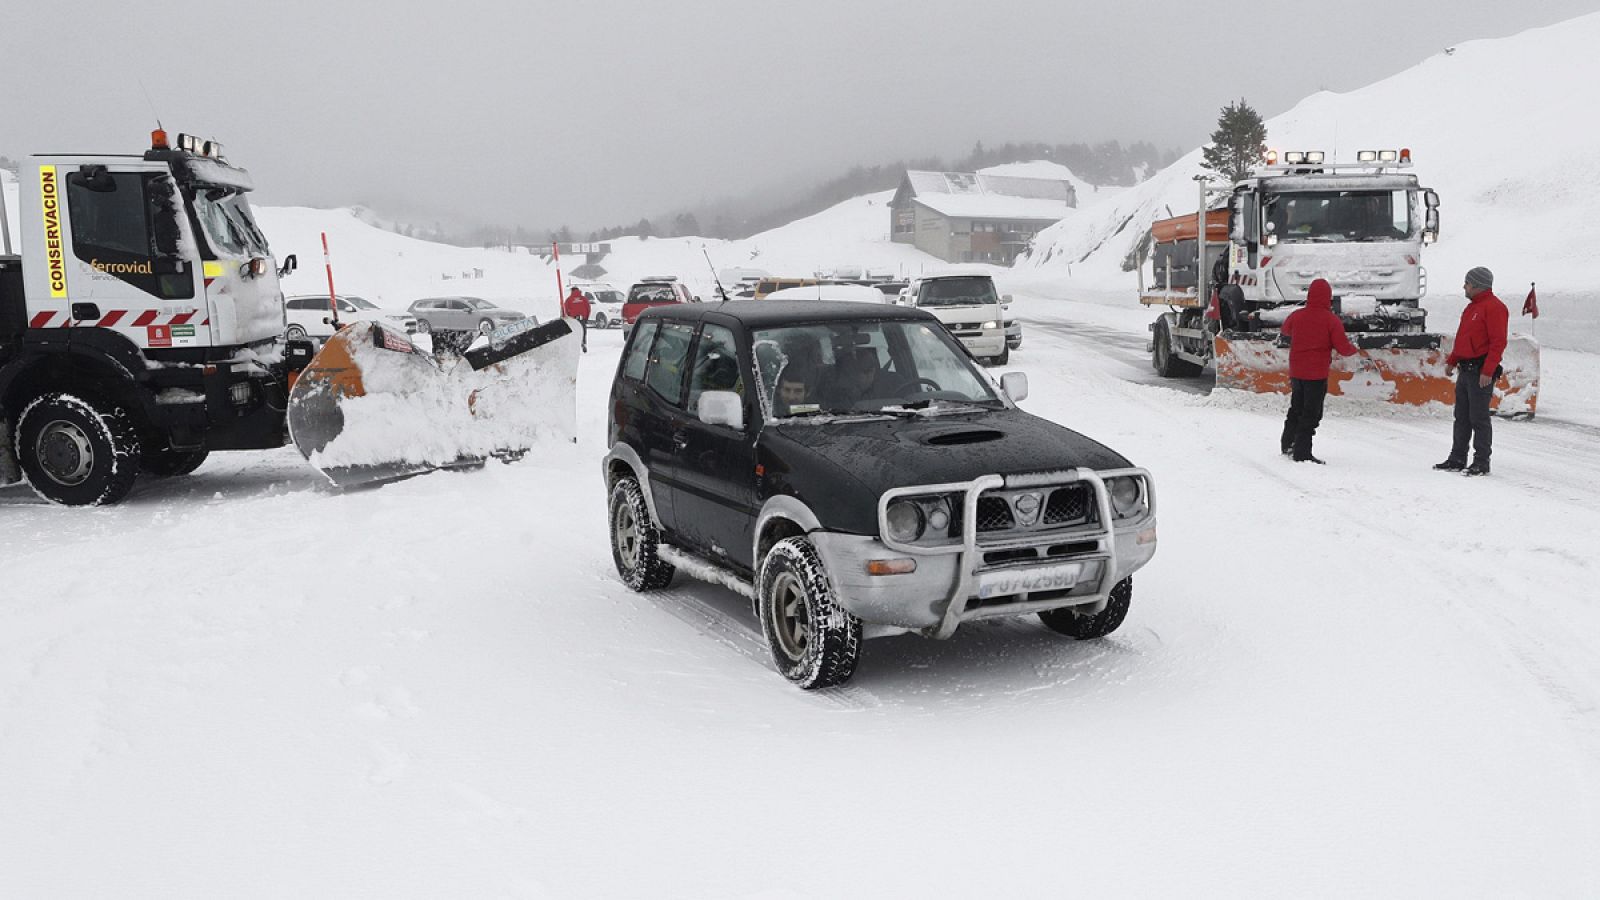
[0,130,577,505]
[1139,149,1538,416]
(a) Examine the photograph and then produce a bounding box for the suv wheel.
[592,312,609,329]
[988,345,1010,367]
[758,536,862,689]
[1038,577,1132,639]
[609,476,675,591]
[15,393,143,506]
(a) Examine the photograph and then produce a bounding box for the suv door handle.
[672,430,689,450]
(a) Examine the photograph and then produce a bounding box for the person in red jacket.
[1278,278,1362,464]
[563,286,592,352]
[1434,266,1509,476]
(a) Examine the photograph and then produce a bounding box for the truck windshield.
[191,187,270,258]
[1264,190,1415,243]
[754,319,1002,420]
[916,276,999,307]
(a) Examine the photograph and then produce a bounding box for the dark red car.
[621,278,697,335]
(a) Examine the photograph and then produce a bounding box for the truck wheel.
[143,447,210,477]
[609,476,675,591]
[988,345,1010,367]
[15,393,143,506]
[757,536,862,689]
[1038,577,1132,639]
[1152,319,1202,378]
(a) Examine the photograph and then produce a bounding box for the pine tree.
[1201,98,1268,183]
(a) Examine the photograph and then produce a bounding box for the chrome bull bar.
[876,467,1156,639]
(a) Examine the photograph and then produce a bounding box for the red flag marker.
[1522,282,1539,319]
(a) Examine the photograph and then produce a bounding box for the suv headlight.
[885,500,926,542]
[981,320,1000,329]
[1108,477,1145,519]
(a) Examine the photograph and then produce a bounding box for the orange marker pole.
[321,232,341,329]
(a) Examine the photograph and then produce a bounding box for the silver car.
[407,296,530,335]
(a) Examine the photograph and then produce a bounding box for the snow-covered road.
[3,299,1597,897]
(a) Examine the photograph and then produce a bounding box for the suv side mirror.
[698,391,744,430]
[1000,372,1028,403]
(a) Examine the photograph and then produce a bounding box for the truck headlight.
[1108,477,1144,518]
[885,500,926,542]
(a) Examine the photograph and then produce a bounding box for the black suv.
[604,300,1158,689]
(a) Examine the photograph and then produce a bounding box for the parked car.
[283,294,417,340]
[763,283,891,304]
[407,296,530,335]
[873,280,909,301]
[603,299,1158,689]
[752,277,818,300]
[899,272,1012,365]
[621,277,696,336]
[574,282,626,328]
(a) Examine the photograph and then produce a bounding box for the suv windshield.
[1264,190,1415,243]
[190,187,270,258]
[916,276,998,307]
[753,319,1001,419]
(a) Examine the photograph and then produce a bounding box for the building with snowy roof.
[889,170,1077,263]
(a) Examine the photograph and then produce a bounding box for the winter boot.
[1294,454,1326,465]
[1464,461,1491,477]
[1433,459,1466,472]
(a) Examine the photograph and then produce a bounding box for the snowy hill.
[262,190,947,316]
[1011,12,1600,351]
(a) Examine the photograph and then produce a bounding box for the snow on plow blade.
[1214,333,1539,417]
[287,318,579,487]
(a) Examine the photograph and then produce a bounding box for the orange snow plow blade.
[1214,333,1539,417]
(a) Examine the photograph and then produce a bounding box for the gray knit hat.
[1465,266,1494,289]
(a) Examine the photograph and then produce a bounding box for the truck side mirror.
[278,253,298,277]
[1000,372,1028,403]
[1424,190,1440,209]
[1424,209,1440,243]
[697,390,744,430]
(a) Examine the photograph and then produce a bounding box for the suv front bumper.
[810,469,1157,638]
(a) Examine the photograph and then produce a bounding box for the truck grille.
[974,485,1098,534]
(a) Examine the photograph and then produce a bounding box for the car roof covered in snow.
[641,298,933,329]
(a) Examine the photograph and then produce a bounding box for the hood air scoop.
[924,429,1005,446]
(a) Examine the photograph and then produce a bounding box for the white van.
[900,272,1011,365]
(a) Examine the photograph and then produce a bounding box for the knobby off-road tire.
[16,392,143,506]
[757,536,862,689]
[142,447,210,478]
[1038,576,1132,640]
[609,476,675,591]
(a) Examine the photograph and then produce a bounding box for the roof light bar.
[1357,150,1378,162]
[1304,151,1325,164]
[1265,149,1279,165]
[1284,151,1305,164]
[1378,149,1399,162]
[175,133,226,160]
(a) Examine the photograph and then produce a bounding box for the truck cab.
[1,130,310,505]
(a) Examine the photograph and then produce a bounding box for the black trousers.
[1281,378,1328,458]
[1449,363,1494,465]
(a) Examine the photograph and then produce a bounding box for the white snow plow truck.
[1,130,578,505]
[1139,148,1538,415]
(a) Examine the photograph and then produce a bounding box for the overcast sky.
[3,1,1595,230]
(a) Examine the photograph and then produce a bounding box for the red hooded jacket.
[1281,279,1358,380]
[1446,290,1509,374]
[562,288,591,319]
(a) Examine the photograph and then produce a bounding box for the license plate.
[976,562,1083,599]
